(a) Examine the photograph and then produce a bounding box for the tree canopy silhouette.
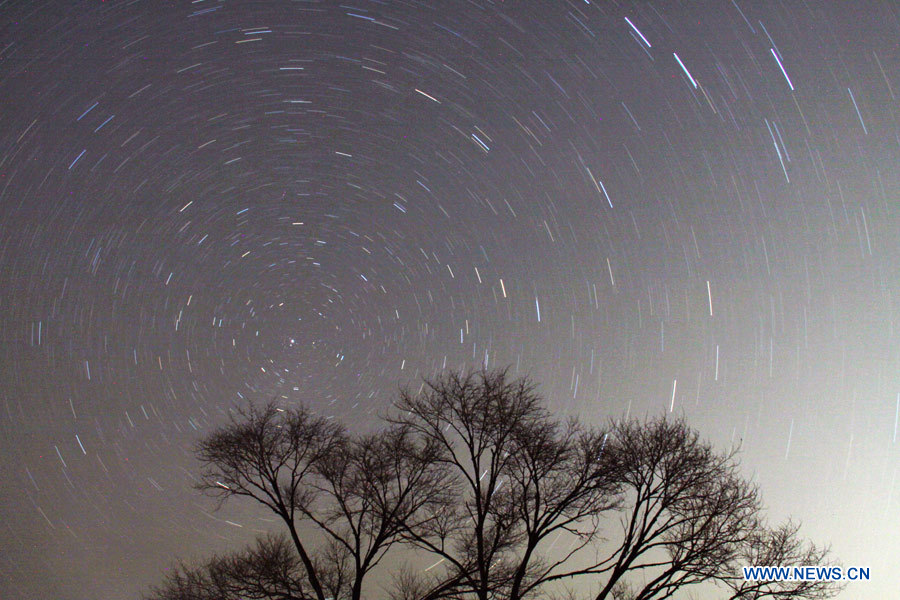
[145,368,840,600]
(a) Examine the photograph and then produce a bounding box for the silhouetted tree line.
[145,368,840,600]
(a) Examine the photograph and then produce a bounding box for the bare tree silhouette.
[578,416,768,599]
[718,520,841,600]
[145,369,841,600]
[162,401,452,600]
[147,533,311,600]
[388,369,622,600]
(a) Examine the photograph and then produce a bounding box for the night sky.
[1,1,899,598]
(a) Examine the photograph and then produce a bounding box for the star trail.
[1,1,899,599]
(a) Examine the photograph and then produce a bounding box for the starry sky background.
[1,1,899,598]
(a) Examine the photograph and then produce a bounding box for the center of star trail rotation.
[0,1,898,599]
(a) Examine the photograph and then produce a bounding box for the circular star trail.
[1,2,898,599]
